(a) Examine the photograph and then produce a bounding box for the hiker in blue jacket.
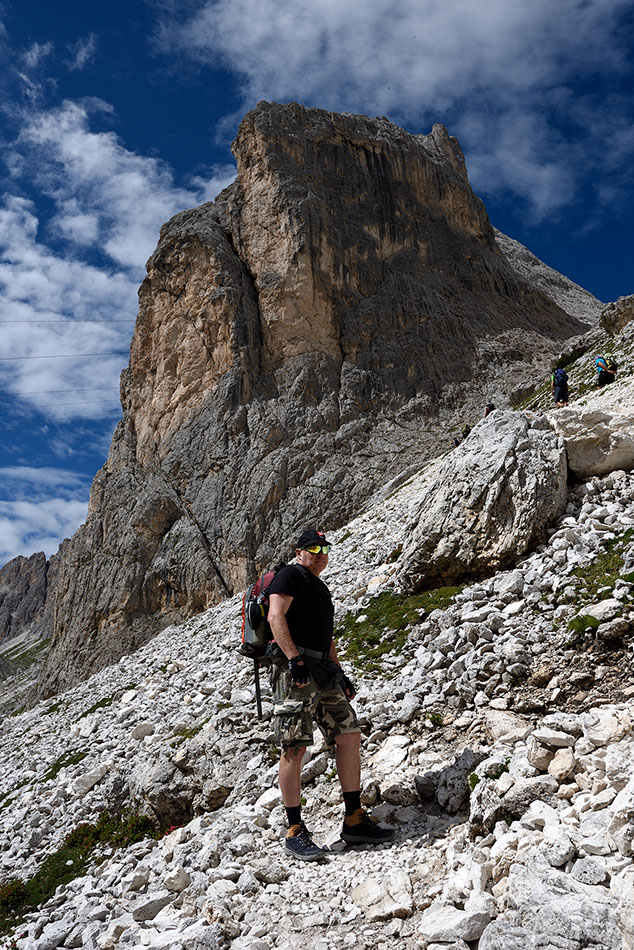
[551,368,569,407]
[596,356,618,389]
[267,528,394,861]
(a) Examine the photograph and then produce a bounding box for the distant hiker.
[454,422,471,446]
[267,528,394,861]
[483,403,495,417]
[595,355,618,389]
[551,367,569,407]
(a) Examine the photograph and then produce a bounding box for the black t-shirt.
[268,564,334,653]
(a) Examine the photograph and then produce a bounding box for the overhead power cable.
[0,387,119,396]
[0,352,127,361]
[21,400,121,408]
[0,320,133,324]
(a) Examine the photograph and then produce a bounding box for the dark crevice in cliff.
[149,463,231,596]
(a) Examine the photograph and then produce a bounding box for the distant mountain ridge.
[0,101,600,698]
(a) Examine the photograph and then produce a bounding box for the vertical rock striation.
[37,101,589,696]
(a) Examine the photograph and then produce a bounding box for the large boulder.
[396,411,567,591]
[546,405,634,477]
[600,294,634,336]
[478,863,623,949]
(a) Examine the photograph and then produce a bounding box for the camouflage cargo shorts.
[270,665,360,750]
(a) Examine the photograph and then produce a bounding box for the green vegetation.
[0,781,30,815]
[467,772,480,791]
[0,807,161,936]
[563,614,602,648]
[557,527,634,646]
[0,638,50,669]
[339,587,463,672]
[79,696,115,718]
[427,711,444,728]
[41,750,89,782]
[570,528,634,601]
[489,761,510,780]
[170,717,209,746]
[386,544,403,564]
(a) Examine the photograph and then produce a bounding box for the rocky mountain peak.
[2,101,600,697]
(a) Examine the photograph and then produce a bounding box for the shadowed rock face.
[36,101,588,697]
[0,551,59,652]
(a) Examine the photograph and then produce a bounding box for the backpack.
[553,368,567,384]
[606,357,618,372]
[240,563,287,659]
[240,563,310,719]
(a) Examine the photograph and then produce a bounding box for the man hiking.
[551,367,569,407]
[595,355,618,389]
[267,528,394,861]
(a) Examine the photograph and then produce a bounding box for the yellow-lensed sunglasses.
[304,544,331,554]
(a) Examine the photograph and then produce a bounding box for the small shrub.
[0,880,26,913]
[567,614,602,640]
[427,712,443,728]
[79,696,115,718]
[41,750,89,782]
[467,773,480,791]
[489,761,510,780]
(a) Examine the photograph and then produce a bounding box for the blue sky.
[1,0,633,568]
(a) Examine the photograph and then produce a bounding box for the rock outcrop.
[0,551,58,655]
[493,228,603,327]
[36,101,590,696]
[396,410,568,591]
[547,404,634,478]
[601,294,634,336]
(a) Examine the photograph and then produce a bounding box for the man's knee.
[335,731,361,751]
[280,745,307,765]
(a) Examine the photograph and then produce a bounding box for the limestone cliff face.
[0,551,58,653]
[36,101,589,696]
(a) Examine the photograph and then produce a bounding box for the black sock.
[285,805,301,827]
[343,791,361,816]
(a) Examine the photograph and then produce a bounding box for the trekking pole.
[254,658,263,720]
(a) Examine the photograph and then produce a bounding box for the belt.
[297,646,331,661]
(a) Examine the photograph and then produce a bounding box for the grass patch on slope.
[339,587,463,672]
[0,808,162,937]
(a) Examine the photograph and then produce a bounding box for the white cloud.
[67,33,97,71]
[161,0,634,220]
[0,466,89,494]
[1,102,236,422]
[0,467,91,565]
[22,41,53,70]
[0,497,88,565]
[16,99,236,272]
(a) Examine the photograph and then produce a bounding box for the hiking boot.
[284,822,327,861]
[341,808,395,844]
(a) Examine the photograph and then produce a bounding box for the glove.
[340,674,357,699]
[289,656,311,687]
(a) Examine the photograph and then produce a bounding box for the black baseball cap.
[296,528,332,549]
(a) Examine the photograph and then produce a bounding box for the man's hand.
[289,656,311,687]
[341,673,357,700]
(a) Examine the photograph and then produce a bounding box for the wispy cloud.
[22,41,53,71]
[67,33,97,71]
[160,0,634,221]
[0,466,91,564]
[0,498,88,564]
